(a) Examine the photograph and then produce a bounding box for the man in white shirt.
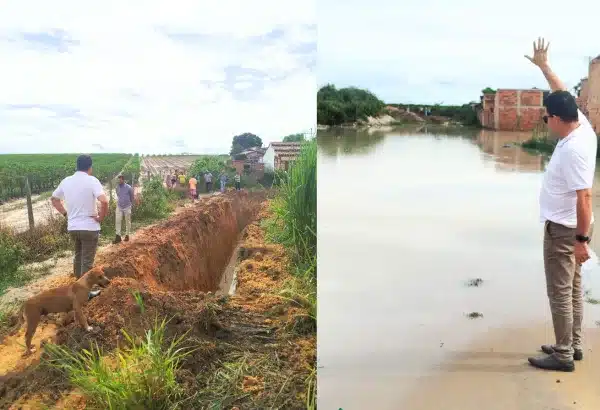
[525,38,597,372]
[51,155,109,284]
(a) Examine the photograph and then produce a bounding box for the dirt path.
[398,324,600,410]
[0,197,59,233]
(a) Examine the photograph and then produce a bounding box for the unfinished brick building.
[478,89,548,131]
[578,56,600,132]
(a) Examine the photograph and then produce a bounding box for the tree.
[230,133,263,156]
[283,133,305,142]
[481,87,496,94]
[317,84,386,126]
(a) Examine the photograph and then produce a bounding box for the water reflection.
[317,128,386,157]
[476,129,548,172]
[317,126,600,410]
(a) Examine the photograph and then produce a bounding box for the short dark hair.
[76,155,93,172]
[543,90,579,123]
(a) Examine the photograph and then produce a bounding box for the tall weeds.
[268,140,317,278]
[265,140,317,409]
[45,318,193,410]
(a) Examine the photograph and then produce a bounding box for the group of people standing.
[166,169,241,200]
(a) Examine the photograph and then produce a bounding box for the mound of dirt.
[94,191,265,291]
[1,199,315,409]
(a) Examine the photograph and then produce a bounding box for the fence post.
[25,176,35,230]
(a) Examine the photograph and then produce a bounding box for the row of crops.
[0,154,134,202]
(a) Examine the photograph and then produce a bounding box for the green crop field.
[0,154,133,202]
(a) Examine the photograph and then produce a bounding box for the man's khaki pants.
[116,206,132,236]
[544,221,594,361]
[70,230,100,278]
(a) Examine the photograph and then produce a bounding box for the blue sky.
[318,0,599,105]
[0,1,316,154]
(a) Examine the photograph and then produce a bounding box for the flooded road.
[317,126,600,410]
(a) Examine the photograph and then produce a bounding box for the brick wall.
[491,89,545,131]
[480,94,496,128]
[587,59,600,132]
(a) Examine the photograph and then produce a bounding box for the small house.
[263,142,302,171]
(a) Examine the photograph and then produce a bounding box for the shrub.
[268,140,317,278]
[0,227,25,279]
[45,318,192,410]
[317,84,386,126]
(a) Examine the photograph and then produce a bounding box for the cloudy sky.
[318,0,599,105]
[0,0,316,154]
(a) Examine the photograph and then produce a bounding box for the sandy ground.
[0,197,59,233]
[398,324,600,410]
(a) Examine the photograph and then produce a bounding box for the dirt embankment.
[93,191,264,291]
[0,192,314,409]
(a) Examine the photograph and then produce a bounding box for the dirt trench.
[92,190,265,292]
[0,195,315,410]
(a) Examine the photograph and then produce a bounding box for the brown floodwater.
[317,126,600,409]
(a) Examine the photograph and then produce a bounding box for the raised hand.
[525,37,550,68]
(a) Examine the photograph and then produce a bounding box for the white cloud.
[318,0,600,104]
[0,0,316,154]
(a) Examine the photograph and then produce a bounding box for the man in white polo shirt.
[525,38,597,372]
[51,155,109,285]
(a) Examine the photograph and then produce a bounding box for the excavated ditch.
[92,190,265,292]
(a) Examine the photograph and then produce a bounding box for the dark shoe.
[113,235,122,244]
[528,355,574,372]
[124,235,130,242]
[88,290,102,301]
[541,344,583,361]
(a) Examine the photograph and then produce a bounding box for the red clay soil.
[94,191,265,291]
[0,198,315,409]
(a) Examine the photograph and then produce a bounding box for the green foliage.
[317,84,386,126]
[482,87,496,94]
[389,103,480,126]
[229,132,263,156]
[102,177,172,237]
[0,228,25,283]
[282,133,306,143]
[267,140,317,279]
[187,156,232,180]
[135,177,172,220]
[0,154,131,201]
[45,318,193,410]
[120,154,141,186]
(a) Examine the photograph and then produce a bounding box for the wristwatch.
[575,234,590,243]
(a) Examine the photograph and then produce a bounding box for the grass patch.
[263,139,317,408]
[521,137,556,153]
[44,317,193,410]
[194,350,311,409]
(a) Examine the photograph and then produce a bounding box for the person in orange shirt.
[188,176,198,200]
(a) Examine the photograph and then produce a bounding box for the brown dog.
[19,269,110,356]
